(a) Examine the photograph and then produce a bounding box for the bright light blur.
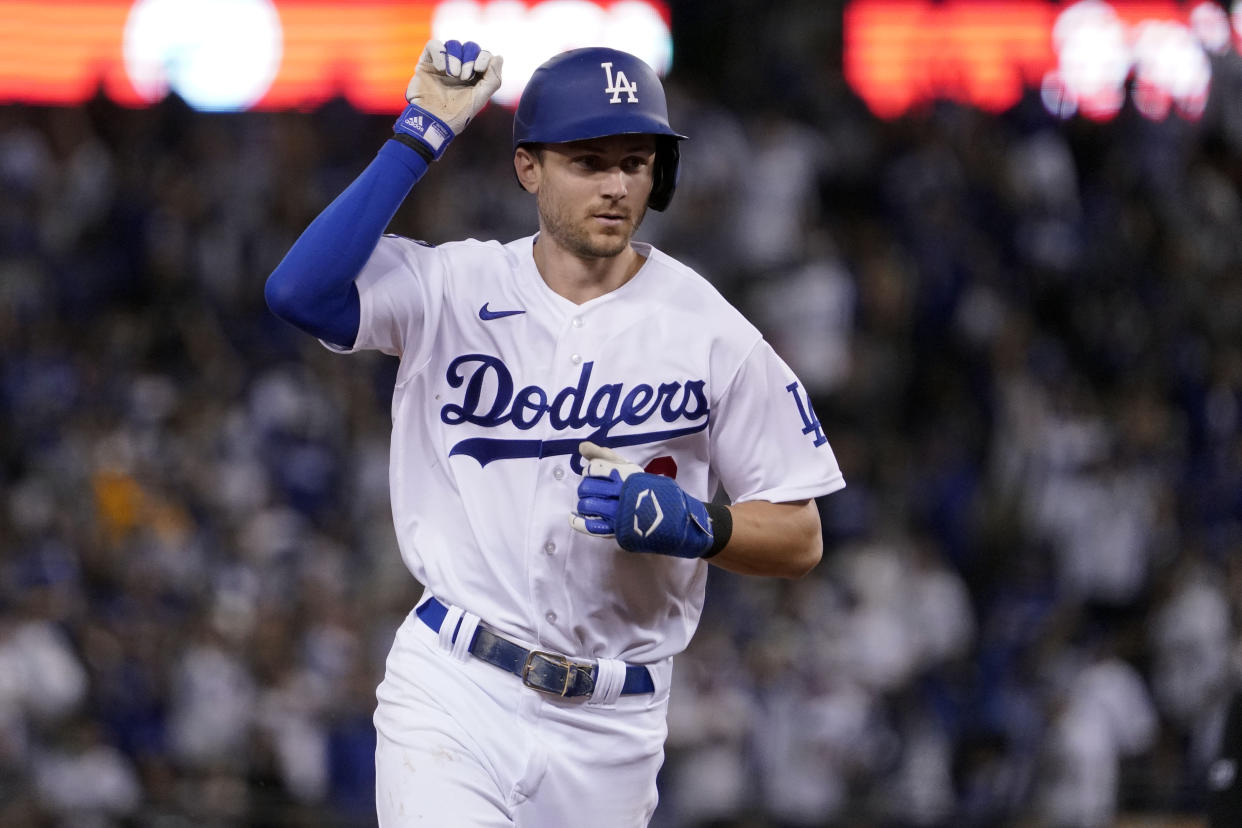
[0,0,671,112]
[1048,1,1210,122]
[123,0,284,111]
[1130,20,1211,120]
[844,0,1242,123]
[431,0,673,106]
[1190,1,1231,54]
[1049,0,1130,121]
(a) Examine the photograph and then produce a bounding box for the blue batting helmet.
[513,47,687,211]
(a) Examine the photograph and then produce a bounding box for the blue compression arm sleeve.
[265,139,430,348]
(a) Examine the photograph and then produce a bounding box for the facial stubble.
[536,187,649,260]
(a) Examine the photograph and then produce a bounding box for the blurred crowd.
[4,11,1242,827]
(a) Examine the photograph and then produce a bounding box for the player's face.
[528,135,657,260]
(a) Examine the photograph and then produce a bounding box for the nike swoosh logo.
[478,303,526,321]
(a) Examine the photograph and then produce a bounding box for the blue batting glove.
[571,442,714,559]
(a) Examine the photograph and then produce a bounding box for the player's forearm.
[265,139,429,347]
[707,499,823,579]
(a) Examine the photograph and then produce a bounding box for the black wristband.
[703,503,732,558]
[390,133,436,164]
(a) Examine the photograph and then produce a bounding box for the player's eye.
[621,156,650,174]
[573,155,603,171]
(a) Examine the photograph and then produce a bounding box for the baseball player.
[265,39,845,826]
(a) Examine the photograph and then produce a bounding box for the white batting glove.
[393,39,503,160]
[580,441,644,475]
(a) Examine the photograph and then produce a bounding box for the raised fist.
[394,39,503,160]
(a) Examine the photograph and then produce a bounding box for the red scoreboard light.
[0,0,672,112]
[844,0,1235,122]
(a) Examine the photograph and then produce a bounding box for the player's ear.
[514,145,541,195]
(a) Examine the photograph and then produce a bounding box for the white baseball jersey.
[332,233,845,664]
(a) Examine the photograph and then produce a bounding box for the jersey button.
[571,317,583,328]
[545,611,557,624]
[552,467,565,480]
[543,542,556,555]
[570,353,582,364]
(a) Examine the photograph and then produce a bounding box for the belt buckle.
[522,650,592,697]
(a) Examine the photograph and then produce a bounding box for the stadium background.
[2,0,1240,825]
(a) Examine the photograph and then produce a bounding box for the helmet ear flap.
[648,136,680,212]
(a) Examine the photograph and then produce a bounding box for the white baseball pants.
[373,604,671,827]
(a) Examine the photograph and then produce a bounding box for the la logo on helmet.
[601,62,638,104]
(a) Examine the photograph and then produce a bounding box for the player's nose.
[600,168,628,199]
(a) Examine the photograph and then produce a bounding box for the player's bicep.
[708,341,844,504]
[333,236,442,359]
